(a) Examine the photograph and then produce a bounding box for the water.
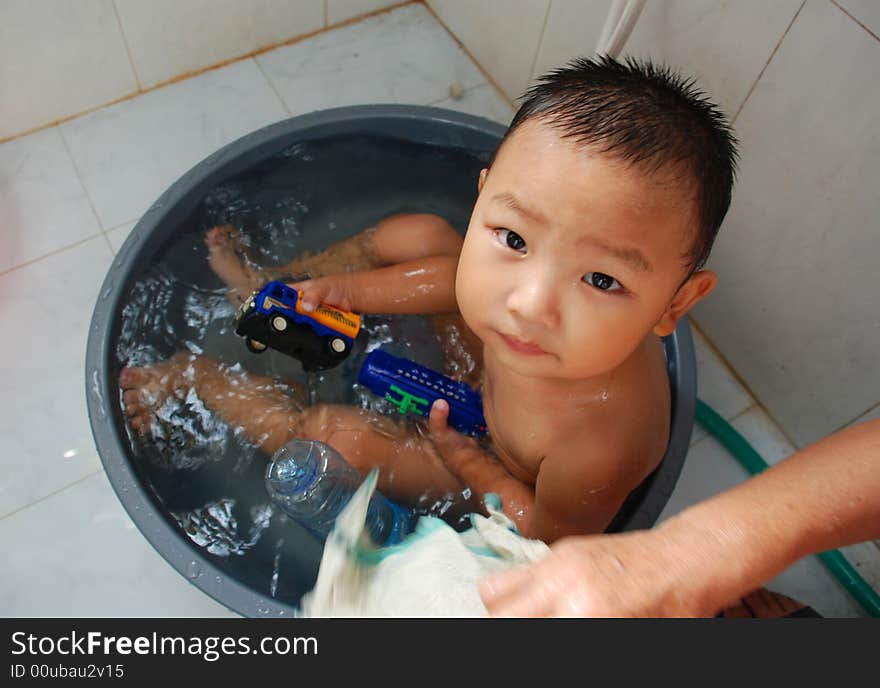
[112,133,491,608]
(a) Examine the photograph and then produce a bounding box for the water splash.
[110,133,489,604]
[173,499,272,557]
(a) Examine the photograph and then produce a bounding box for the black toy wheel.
[246,338,268,353]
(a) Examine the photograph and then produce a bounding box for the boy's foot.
[120,352,194,436]
[120,353,309,436]
[205,225,265,305]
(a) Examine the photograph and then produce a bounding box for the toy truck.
[235,280,361,372]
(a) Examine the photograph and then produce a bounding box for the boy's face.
[456,119,716,381]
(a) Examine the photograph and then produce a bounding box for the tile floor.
[1,3,877,618]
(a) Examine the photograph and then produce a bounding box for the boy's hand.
[288,275,356,313]
[427,399,482,471]
[430,399,537,535]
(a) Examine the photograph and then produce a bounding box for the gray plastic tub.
[85,105,695,617]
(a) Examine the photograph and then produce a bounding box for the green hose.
[694,398,880,618]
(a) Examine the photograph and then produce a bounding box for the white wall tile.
[836,0,880,38]
[258,3,484,115]
[0,0,138,140]
[0,128,103,273]
[427,0,551,101]
[692,326,754,420]
[430,84,515,125]
[0,237,113,519]
[531,0,612,81]
[61,59,288,231]
[114,0,324,89]
[327,0,402,25]
[0,472,236,616]
[625,0,803,121]
[691,0,880,447]
[731,406,797,466]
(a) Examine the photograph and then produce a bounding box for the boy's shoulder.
[536,338,671,513]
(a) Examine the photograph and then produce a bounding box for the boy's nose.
[505,278,560,330]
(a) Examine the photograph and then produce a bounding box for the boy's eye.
[583,272,623,292]
[495,228,527,253]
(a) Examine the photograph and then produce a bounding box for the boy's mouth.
[498,332,549,356]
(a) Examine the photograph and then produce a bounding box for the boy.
[121,56,737,543]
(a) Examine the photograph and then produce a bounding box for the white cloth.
[298,470,549,617]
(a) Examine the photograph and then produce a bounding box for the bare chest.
[482,387,578,484]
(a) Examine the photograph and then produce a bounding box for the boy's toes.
[119,366,147,389]
[204,225,233,249]
[129,414,150,435]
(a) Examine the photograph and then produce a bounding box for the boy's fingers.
[290,281,319,311]
[428,399,450,435]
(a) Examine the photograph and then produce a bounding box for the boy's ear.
[653,270,717,337]
[478,168,488,193]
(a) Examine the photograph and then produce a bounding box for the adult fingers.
[480,564,533,605]
[480,567,554,618]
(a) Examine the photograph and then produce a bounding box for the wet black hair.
[492,55,739,272]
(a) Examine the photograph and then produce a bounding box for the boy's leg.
[206,214,464,303]
[278,212,465,275]
[205,212,483,379]
[120,353,467,504]
[120,352,307,453]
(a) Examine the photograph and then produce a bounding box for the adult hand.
[479,528,711,617]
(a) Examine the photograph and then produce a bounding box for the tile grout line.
[528,0,553,85]
[101,232,117,255]
[831,399,880,436]
[731,0,805,125]
[111,0,144,91]
[0,1,415,146]
[254,58,292,117]
[0,231,108,279]
[420,1,517,109]
[831,0,880,42]
[0,468,104,523]
[425,82,513,115]
[56,123,114,253]
[688,317,799,448]
[689,403,756,450]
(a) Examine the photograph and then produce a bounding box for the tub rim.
[85,104,694,618]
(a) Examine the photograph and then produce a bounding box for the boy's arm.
[527,443,640,541]
[290,255,459,315]
[428,400,536,530]
[427,401,627,541]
